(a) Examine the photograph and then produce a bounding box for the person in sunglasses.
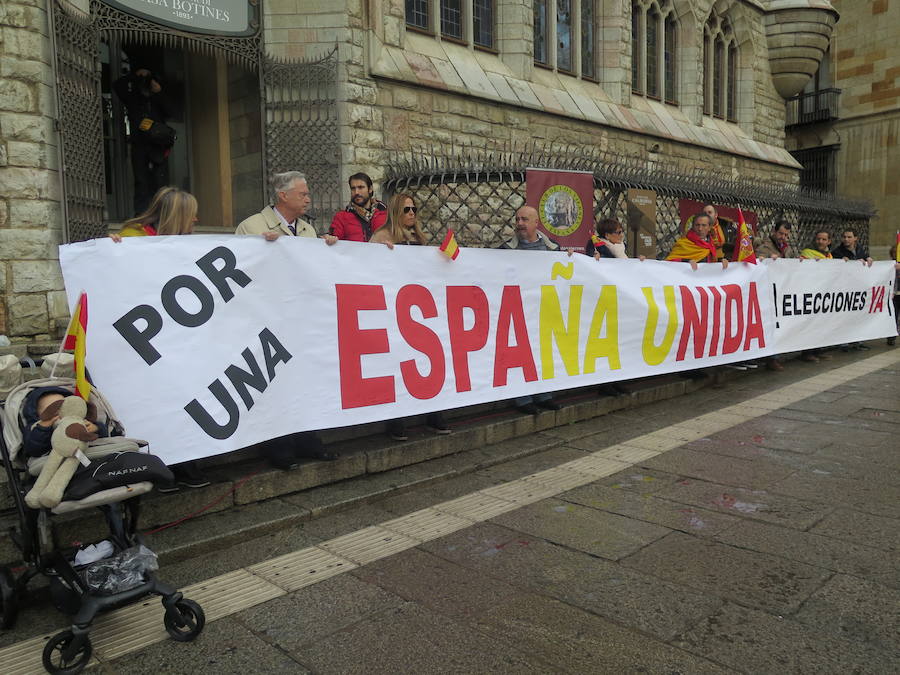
[585,218,628,258]
[368,193,451,439]
[369,193,427,247]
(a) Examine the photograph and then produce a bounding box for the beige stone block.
[0,200,8,228]
[6,140,55,169]
[11,260,64,292]
[0,167,60,200]
[0,56,51,84]
[392,86,419,110]
[1,3,48,31]
[307,13,348,28]
[1,26,47,60]
[0,79,37,113]
[0,227,61,259]
[46,290,70,319]
[7,293,48,336]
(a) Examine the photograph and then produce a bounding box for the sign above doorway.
[103,0,257,36]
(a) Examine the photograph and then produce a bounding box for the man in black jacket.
[832,228,873,264]
[114,68,174,214]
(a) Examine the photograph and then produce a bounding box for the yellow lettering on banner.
[550,262,575,280]
[583,285,621,373]
[641,286,678,366]
[540,285,583,379]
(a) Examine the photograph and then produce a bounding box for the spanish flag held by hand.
[731,207,757,264]
[895,231,900,263]
[63,292,91,399]
[439,229,460,260]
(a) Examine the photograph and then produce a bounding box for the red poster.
[526,168,595,248]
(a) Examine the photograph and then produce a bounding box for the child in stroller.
[1,376,205,674]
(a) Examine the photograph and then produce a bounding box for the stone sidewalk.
[5,346,900,673]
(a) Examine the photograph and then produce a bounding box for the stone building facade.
[785,0,900,252]
[1,0,845,351]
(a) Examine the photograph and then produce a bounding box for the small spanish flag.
[895,231,900,263]
[439,229,460,260]
[731,207,757,264]
[63,292,91,399]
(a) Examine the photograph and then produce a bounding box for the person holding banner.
[327,173,388,243]
[585,218,627,258]
[832,228,873,265]
[367,193,452,439]
[889,241,900,346]
[236,171,319,240]
[666,213,728,269]
[755,220,794,260]
[112,186,197,240]
[369,193,428,247]
[800,231,834,260]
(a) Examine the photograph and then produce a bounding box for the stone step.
[0,371,710,566]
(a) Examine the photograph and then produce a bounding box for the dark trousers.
[130,140,169,214]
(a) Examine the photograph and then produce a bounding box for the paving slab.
[621,531,832,615]
[375,472,503,516]
[559,483,741,538]
[640,446,798,489]
[422,522,722,641]
[713,519,900,589]
[810,508,900,552]
[106,615,308,674]
[473,447,588,483]
[652,476,835,529]
[471,592,730,674]
[233,575,405,652]
[793,574,900,655]
[278,601,549,674]
[489,498,672,560]
[674,602,899,674]
[767,471,900,519]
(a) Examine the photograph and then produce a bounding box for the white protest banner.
[58,236,890,465]
[766,259,897,352]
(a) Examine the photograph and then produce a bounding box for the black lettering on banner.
[782,295,792,317]
[161,275,215,327]
[803,293,812,315]
[113,305,164,366]
[185,328,293,439]
[196,246,252,302]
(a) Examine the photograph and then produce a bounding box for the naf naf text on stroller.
[0,376,205,674]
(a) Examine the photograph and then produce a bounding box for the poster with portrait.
[526,168,595,248]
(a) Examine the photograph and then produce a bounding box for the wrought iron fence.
[384,143,874,257]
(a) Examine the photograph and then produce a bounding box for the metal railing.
[786,88,841,127]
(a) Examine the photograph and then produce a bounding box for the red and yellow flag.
[732,207,757,264]
[439,229,460,260]
[895,231,900,263]
[63,292,91,399]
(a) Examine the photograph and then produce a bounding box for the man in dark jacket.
[114,68,174,214]
[327,173,387,242]
[832,228,873,263]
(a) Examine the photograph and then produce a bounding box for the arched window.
[533,0,599,78]
[631,0,678,104]
[703,12,738,122]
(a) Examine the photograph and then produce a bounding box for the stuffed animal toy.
[24,397,98,509]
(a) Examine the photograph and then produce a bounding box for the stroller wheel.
[42,630,92,675]
[0,566,18,629]
[164,598,205,642]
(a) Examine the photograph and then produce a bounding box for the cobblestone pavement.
[4,347,899,674]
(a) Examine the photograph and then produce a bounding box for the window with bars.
[441,0,463,40]
[473,0,494,48]
[535,0,549,64]
[631,1,677,104]
[404,1,495,49]
[581,0,595,79]
[406,0,430,31]
[703,13,738,122]
[791,145,838,194]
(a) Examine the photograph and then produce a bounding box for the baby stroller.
[1,376,205,674]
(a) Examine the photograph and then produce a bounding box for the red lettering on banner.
[722,284,744,355]
[707,286,723,357]
[396,285,446,400]
[676,287,709,361]
[493,286,538,386]
[743,282,766,349]
[446,286,489,392]
[869,286,885,314]
[335,284,395,409]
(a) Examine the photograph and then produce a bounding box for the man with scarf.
[755,220,794,259]
[800,230,834,260]
[327,173,387,243]
[666,213,725,266]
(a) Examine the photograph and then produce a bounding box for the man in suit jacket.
[236,171,319,239]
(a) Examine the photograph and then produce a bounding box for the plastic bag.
[82,544,158,595]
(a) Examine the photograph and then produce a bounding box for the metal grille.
[52,1,105,242]
[263,49,341,232]
[384,143,874,256]
[791,145,838,195]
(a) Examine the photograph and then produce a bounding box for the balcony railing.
[786,88,841,127]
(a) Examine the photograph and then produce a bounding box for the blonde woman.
[369,193,427,247]
[113,186,197,240]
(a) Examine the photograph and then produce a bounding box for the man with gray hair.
[236,171,319,238]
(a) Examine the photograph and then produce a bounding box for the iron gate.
[50,0,340,241]
[384,144,874,257]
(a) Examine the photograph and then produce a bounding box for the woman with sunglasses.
[585,218,628,259]
[370,193,427,247]
[368,193,451,440]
